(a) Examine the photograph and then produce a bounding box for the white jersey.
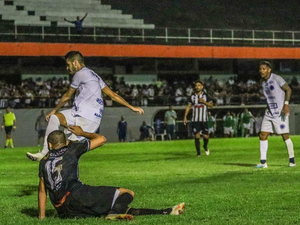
[262,73,286,119]
[70,67,107,123]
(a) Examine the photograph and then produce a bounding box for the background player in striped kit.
[256,61,295,168]
[183,81,213,156]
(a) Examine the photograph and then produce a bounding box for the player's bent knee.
[54,113,67,127]
[259,132,269,140]
[118,188,135,197]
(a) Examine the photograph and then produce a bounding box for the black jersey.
[39,140,90,207]
[189,92,212,122]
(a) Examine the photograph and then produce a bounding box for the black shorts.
[5,126,12,135]
[191,122,209,135]
[56,184,119,219]
[38,130,46,138]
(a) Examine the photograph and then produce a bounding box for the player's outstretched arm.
[102,86,144,115]
[38,177,47,220]
[64,18,73,23]
[67,125,106,150]
[46,87,76,121]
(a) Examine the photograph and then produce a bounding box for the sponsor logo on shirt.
[269,81,273,84]
[268,103,278,109]
[94,109,103,118]
[96,98,104,105]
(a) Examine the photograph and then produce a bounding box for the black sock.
[203,138,209,151]
[290,157,295,164]
[195,138,200,155]
[128,207,172,215]
[109,193,134,214]
[260,160,266,164]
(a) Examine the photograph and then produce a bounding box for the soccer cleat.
[205,149,210,155]
[289,163,296,167]
[26,152,45,162]
[255,163,268,168]
[170,202,185,215]
[105,214,134,221]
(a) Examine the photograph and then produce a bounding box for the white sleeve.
[274,74,286,87]
[71,70,84,89]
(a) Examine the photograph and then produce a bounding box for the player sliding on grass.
[183,80,213,157]
[38,126,185,220]
[256,61,295,168]
[27,51,144,161]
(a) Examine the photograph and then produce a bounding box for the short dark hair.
[259,61,272,69]
[47,130,66,147]
[65,51,84,64]
[194,80,203,85]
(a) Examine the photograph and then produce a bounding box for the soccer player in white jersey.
[183,80,213,157]
[26,51,144,161]
[256,61,295,168]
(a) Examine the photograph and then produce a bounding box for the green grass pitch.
[1,136,300,224]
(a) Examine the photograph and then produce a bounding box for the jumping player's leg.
[26,111,69,161]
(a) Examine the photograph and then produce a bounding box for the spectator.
[64,13,88,34]
[148,85,155,106]
[164,105,177,140]
[38,85,50,108]
[186,85,193,98]
[139,121,153,141]
[35,110,48,146]
[117,116,127,142]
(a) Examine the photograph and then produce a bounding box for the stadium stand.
[0,0,155,29]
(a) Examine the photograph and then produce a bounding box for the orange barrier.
[1,42,300,58]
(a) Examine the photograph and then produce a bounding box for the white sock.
[285,138,294,158]
[40,115,60,155]
[260,140,268,162]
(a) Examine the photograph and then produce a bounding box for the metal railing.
[1,23,300,46]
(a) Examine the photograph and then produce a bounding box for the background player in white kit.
[256,61,295,168]
[27,51,144,161]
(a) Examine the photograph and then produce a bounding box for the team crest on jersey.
[270,85,274,91]
[280,124,285,129]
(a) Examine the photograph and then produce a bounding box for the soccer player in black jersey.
[184,81,213,156]
[38,126,185,220]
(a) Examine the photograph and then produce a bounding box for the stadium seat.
[0,0,155,29]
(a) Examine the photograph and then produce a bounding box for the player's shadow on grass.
[221,163,257,167]
[15,185,37,197]
[21,207,57,218]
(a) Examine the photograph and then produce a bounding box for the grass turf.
[1,136,300,224]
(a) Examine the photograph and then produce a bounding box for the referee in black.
[38,126,185,220]
[184,80,214,156]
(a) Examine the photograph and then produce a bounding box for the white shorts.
[243,123,251,130]
[60,109,100,141]
[208,128,214,133]
[261,115,289,134]
[224,127,233,135]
